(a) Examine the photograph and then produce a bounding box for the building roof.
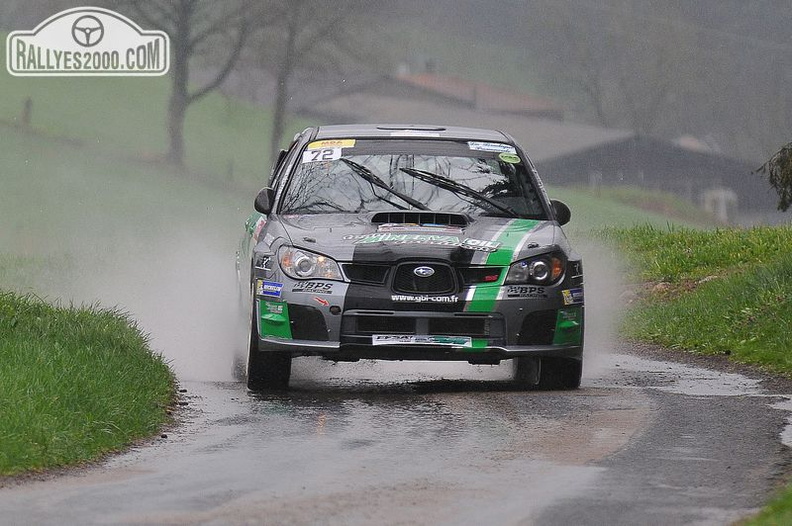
[396,73,565,116]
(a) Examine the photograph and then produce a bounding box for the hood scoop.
[371,211,468,227]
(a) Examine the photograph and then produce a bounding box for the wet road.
[1,351,791,526]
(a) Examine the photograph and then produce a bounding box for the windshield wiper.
[340,159,430,211]
[399,167,519,217]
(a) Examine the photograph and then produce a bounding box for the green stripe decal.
[466,219,540,313]
[469,338,489,350]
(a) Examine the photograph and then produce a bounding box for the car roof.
[312,124,512,143]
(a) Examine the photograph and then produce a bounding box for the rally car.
[237,124,584,390]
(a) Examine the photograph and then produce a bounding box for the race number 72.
[302,147,342,163]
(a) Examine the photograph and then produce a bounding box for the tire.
[232,293,251,381]
[246,304,291,391]
[512,356,541,390]
[537,357,582,390]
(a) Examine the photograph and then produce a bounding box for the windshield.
[279,139,547,218]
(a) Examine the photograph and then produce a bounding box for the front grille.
[393,263,456,294]
[428,317,488,336]
[343,264,390,284]
[356,316,415,334]
[344,312,503,339]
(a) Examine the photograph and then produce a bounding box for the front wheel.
[537,357,582,390]
[246,305,291,391]
[512,356,541,390]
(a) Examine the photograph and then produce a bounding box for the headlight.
[278,246,342,280]
[504,253,565,285]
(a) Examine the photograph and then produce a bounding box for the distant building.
[301,74,779,224]
[536,135,774,221]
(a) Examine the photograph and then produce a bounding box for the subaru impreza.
[238,124,584,390]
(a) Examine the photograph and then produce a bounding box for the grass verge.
[0,291,174,476]
[602,223,792,523]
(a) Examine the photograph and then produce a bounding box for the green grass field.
[604,224,792,371]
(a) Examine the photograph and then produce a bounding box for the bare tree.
[523,0,702,136]
[124,0,254,166]
[247,0,379,160]
[607,2,700,135]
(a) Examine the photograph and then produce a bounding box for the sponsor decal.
[562,288,584,305]
[313,296,330,307]
[461,238,502,251]
[505,285,547,299]
[343,233,501,252]
[467,141,517,154]
[553,307,583,345]
[306,139,355,149]
[258,299,292,339]
[372,335,472,347]
[391,294,459,304]
[302,147,342,163]
[253,254,273,273]
[263,301,284,315]
[7,6,169,76]
[499,152,521,164]
[291,282,334,294]
[256,280,283,298]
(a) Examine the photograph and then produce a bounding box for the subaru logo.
[413,266,435,278]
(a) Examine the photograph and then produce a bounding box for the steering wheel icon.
[72,15,104,47]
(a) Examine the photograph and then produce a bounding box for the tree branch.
[187,19,250,104]
[124,0,177,32]
[188,2,250,49]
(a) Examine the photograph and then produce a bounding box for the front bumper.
[257,335,583,362]
[254,292,584,362]
[251,254,584,363]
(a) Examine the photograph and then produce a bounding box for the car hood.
[277,213,564,265]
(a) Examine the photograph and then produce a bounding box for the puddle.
[597,353,792,449]
[595,353,764,396]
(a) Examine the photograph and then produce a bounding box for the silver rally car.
[238,124,584,390]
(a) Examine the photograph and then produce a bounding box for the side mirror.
[254,187,275,215]
[551,199,571,226]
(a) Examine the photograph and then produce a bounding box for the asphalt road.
[1,349,791,526]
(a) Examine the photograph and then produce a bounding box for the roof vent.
[376,125,446,132]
